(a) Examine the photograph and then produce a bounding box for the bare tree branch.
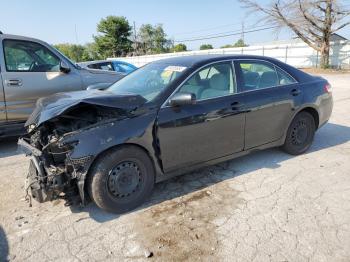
[332,21,350,32]
[239,0,350,68]
[298,0,324,31]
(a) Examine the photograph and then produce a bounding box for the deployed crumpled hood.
[25,89,147,127]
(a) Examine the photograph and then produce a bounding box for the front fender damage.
[19,104,132,206]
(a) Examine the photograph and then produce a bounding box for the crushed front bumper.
[18,138,54,203]
[18,137,91,205]
[27,158,53,203]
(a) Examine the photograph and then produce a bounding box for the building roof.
[330,33,348,41]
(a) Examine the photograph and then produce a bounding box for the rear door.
[1,38,83,122]
[157,61,246,173]
[234,59,302,149]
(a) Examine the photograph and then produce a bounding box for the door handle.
[5,79,22,86]
[231,101,244,111]
[291,89,301,96]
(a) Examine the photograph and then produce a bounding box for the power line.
[174,24,273,42]
[173,22,247,36]
[172,17,260,37]
[175,26,278,43]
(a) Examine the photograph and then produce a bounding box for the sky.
[1,0,350,50]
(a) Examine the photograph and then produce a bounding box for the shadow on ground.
[0,137,21,159]
[0,226,9,262]
[67,122,350,222]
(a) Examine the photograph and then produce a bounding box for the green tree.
[172,43,187,52]
[221,44,234,48]
[221,39,248,49]
[82,42,103,61]
[54,43,88,62]
[94,16,132,58]
[138,24,170,54]
[233,39,248,47]
[199,44,214,50]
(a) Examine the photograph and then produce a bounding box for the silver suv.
[0,33,124,137]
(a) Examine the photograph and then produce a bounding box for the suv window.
[178,62,236,100]
[238,61,296,91]
[3,39,60,72]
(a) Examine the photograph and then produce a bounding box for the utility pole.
[74,24,79,44]
[133,21,137,55]
[241,21,245,42]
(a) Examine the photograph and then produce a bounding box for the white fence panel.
[109,40,350,69]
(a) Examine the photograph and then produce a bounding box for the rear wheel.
[87,145,155,213]
[282,111,316,155]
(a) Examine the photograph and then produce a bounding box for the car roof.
[152,54,281,67]
[153,54,314,83]
[0,33,49,44]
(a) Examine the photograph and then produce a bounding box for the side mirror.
[86,82,111,91]
[59,61,71,73]
[168,92,196,107]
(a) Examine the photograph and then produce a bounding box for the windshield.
[107,63,187,102]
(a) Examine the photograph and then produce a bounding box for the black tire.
[282,111,316,155]
[87,145,155,213]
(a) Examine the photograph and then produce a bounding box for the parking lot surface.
[0,74,349,262]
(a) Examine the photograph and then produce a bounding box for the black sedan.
[19,55,333,213]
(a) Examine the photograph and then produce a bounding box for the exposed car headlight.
[27,124,37,133]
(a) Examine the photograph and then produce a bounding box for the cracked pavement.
[0,74,350,262]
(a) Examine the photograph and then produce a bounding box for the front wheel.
[282,111,316,155]
[87,146,155,213]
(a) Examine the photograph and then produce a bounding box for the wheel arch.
[87,142,156,177]
[280,105,320,146]
[296,106,320,129]
[83,142,157,199]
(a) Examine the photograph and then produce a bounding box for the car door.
[157,61,245,173]
[1,38,83,122]
[0,72,6,123]
[0,39,7,123]
[234,59,302,149]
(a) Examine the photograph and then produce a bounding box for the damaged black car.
[18,55,333,213]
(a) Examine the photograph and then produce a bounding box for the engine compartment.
[23,104,128,204]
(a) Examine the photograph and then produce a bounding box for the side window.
[178,62,236,100]
[3,39,60,72]
[238,61,278,91]
[87,63,100,69]
[99,62,113,71]
[87,63,113,71]
[198,67,210,79]
[276,67,297,85]
[118,63,134,73]
[238,61,297,91]
[113,64,124,73]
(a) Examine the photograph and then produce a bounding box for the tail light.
[324,83,332,93]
